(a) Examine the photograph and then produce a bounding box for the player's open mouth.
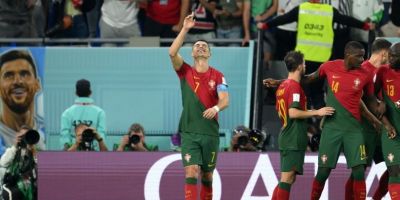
[11,87,27,97]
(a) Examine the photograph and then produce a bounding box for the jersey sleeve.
[288,83,302,109]
[176,62,191,79]
[216,71,228,93]
[317,62,327,79]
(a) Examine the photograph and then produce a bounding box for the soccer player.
[302,41,379,200]
[272,51,334,200]
[169,13,229,200]
[375,42,400,199]
[345,38,392,200]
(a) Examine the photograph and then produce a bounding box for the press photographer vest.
[295,2,334,62]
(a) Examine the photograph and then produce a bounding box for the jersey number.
[331,81,340,93]
[194,81,200,93]
[359,145,366,160]
[277,99,287,127]
[387,84,395,97]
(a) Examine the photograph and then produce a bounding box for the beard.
[7,102,30,114]
[2,86,35,114]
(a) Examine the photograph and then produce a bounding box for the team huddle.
[267,40,400,200]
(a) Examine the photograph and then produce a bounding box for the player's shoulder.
[210,66,223,75]
[321,59,343,70]
[283,79,301,90]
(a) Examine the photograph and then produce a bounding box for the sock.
[373,170,389,200]
[389,183,400,200]
[310,179,325,200]
[200,179,212,200]
[277,182,291,200]
[345,176,353,200]
[389,177,400,200]
[353,180,366,200]
[271,185,278,200]
[185,178,197,200]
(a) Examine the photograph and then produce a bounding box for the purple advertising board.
[38,152,389,200]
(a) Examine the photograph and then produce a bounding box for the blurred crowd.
[0,0,398,48]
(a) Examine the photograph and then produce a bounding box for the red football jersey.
[319,60,374,121]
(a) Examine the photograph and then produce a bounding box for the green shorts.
[363,130,384,166]
[181,132,219,172]
[381,128,400,167]
[280,150,305,175]
[318,127,366,168]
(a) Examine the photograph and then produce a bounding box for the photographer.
[115,123,158,152]
[230,125,264,152]
[67,124,108,152]
[0,126,39,200]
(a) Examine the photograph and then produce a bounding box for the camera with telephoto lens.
[129,135,140,145]
[80,129,95,151]
[18,129,40,148]
[233,126,265,151]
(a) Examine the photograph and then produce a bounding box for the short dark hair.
[344,41,365,55]
[129,123,145,134]
[371,39,392,54]
[76,79,91,97]
[284,51,304,72]
[0,49,38,78]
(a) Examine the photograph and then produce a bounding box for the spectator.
[390,0,400,26]
[350,0,384,52]
[0,49,45,153]
[60,79,106,151]
[67,124,108,151]
[46,0,95,38]
[257,0,373,109]
[243,0,278,68]
[0,0,37,39]
[32,0,48,38]
[320,0,353,60]
[114,123,158,152]
[99,0,142,47]
[143,0,189,46]
[213,0,243,46]
[1,126,38,200]
[185,0,217,45]
[275,0,302,60]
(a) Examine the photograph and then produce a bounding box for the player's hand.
[395,100,400,108]
[263,78,279,88]
[183,12,196,31]
[316,107,335,116]
[203,107,218,119]
[385,124,397,139]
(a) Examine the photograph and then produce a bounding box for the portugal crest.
[208,80,215,90]
[353,78,361,90]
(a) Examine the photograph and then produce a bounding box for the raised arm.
[289,107,335,119]
[169,13,195,71]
